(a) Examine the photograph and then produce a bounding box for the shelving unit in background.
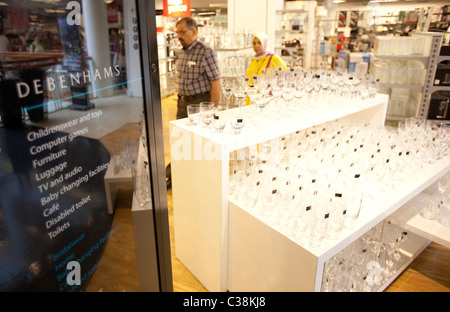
[372,32,445,122]
[157,32,178,99]
[421,32,450,122]
[274,8,315,68]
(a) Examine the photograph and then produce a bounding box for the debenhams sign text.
[16,65,120,99]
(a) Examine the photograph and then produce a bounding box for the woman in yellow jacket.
[245,33,286,104]
[246,33,286,78]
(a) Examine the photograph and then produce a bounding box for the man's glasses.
[176,29,190,36]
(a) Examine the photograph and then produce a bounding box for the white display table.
[170,94,390,292]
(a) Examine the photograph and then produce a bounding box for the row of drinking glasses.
[229,119,449,248]
[187,102,246,135]
[187,68,382,135]
[248,67,380,105]
[216,68,381,130]
[321,220,408,292]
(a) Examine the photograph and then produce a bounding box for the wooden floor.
[85,94,450,292]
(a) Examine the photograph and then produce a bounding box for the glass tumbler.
[420,195,439,220]
[187,104,201,126]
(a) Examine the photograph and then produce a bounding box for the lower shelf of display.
[228,157,449,261]
[377,232,430,292]
[228,199,431,292]
[390,187,450,249]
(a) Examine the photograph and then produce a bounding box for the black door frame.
[136,0,173,292]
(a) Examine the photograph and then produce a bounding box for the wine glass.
[187,104,201,126]
[257,73,271,96]
[233,84,247,110]
[248,88,272,113]
[319,72,331,98]
[312,74,322,99]
[245,83,257,105]
[270,81,282,105]
[282,82,295,109]
[352,73,363,98]
[368,78,380,98]
[200,102,215,127]
[221,80,233,110]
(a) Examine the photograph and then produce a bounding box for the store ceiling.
[1,0,448,17]
[189,0,450,10]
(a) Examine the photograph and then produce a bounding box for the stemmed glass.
[221,80,233,110]
[232,83,247,110]
[437,174,450,227]
[320,72,331,98]
[256,73,271,95]
[304,73,314,102]
[245,83,257,105]
[329,71,340,97]
[248,87,272,114]
[282,82,295,110]
[270,81,282,105]
[351,73,363,98]
[200,102,215,128]
[384,225,408,270]
[258,162,281,222]
[312,74,321,99]
[368,78,380,98]
[293,82,305,110]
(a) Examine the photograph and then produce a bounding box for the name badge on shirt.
[188,61,196,67]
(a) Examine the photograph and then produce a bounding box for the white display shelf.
[227,157,449,292]
[170,94,389,292]
[171,94,389,153]
[375,55,429,63]
[228,201,431,292]
[390,178,450,249]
